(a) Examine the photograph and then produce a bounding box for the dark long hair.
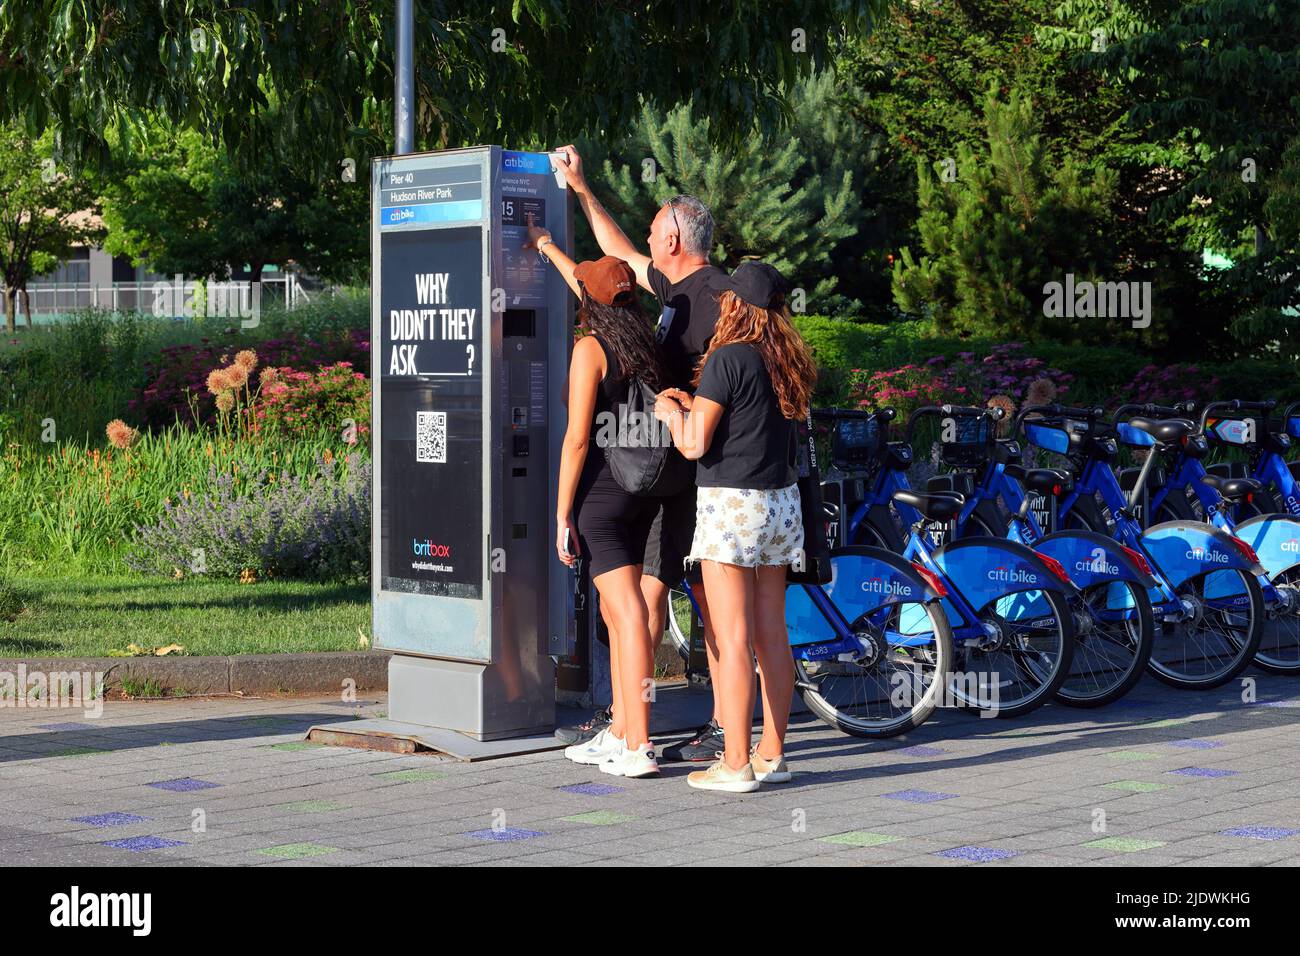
[579,294,670,390]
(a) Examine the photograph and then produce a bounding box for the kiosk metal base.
[307,680,730,762]
[306,718,568,760]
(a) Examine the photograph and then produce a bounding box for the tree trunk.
[19,287,31,328]
[3,286,15,336]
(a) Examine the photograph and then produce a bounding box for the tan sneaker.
[750,748,792,784]
[687,755,759,793]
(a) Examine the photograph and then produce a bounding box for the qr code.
[415,411,447,463]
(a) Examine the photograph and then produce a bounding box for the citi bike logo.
[1186,545,1229,564]
[1077,548,1118,575]
[413,538,451,558]
[1282,538,1300,554]
[860,577,913,597]
[987,565,1038,585]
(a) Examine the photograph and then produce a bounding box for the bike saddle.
[1005,464,1074,496]
[1200,474,1262,501]
[1126,416,1195,444]
[892,489,964,521]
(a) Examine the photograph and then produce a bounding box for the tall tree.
[98,125,369,285]
[1087,0,1300,355]
[892,86,1120,343]
[0,1,888,177]
[841,0,1220,349]
[0,125,105,333]
[584,73,880,314]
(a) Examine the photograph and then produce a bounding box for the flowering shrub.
[1128,363,1220,408]
[847,363,957,420]
[126,454,370,582]
[848,343,1071,421]
[254,362,370,444]
[130,328,369,430]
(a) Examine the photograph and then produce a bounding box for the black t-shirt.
[646,262,732,388]
[693,343,797,489]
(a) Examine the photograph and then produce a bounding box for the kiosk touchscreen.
[369,146,574,740]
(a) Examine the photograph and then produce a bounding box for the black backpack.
[603,376,695,497]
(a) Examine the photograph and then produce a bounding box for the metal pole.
[395,0,414,154]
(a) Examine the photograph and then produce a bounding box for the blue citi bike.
[1014,403,1267,688]
[1115,399,1300,674]
[905,403,1159,707]
[666,406,1077,736]
[786,406,1079,725]
[821,403,1156,707]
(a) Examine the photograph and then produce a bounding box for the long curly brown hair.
[692,290,817,420]
[579,294,670,391]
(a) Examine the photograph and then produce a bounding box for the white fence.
[14,275,313,320]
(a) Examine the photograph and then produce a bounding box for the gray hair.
[664,195,714,258]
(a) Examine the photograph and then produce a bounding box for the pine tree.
[583,74,877,314]
[892,85,1119,343]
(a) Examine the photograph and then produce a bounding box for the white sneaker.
[750,748,792,784]
[599,743,660,778]
[564,727,624,765]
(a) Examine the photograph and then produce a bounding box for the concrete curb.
[0,650,392,696]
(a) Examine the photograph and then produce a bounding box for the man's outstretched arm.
[553,144,653,291]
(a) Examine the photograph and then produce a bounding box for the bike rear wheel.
[1147,568,1263,688]
[795,601,954,738]
[949,588,1074,717]
[1056,579,1155,707]
[789,548,954,738]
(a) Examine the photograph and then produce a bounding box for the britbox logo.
[49,886,151,936]
[412,538,451,558]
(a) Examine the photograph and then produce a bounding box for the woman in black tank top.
[525,231,673,778]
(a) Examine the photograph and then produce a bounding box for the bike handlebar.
[1112,401,1198,422]
[811,406,897,423]
[1197,399,1242,434]
[1013,403,1105,434]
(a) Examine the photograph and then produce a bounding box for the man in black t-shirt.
[550,144,727,761]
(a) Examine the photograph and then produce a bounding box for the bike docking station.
[308,145,592,759]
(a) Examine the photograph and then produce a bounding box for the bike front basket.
[939,413,995,467]
[831,417,883,471]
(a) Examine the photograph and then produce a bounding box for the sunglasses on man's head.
[666,200,682,237]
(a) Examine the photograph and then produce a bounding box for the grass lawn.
[0,574,369,658]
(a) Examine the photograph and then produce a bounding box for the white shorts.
[685,483,804,569]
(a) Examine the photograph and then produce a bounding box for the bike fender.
[1032,530,1156,589]
[930,536,1071,608]
[1140,520,1264,589]
[1231,514,1300,579]
[786,546,940,648]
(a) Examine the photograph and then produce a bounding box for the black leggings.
[575,468,659,579]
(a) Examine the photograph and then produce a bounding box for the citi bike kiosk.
[318,146,578,748]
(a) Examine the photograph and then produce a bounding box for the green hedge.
[793,314,1300,407]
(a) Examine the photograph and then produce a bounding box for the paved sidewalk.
[3,676,1299,867]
